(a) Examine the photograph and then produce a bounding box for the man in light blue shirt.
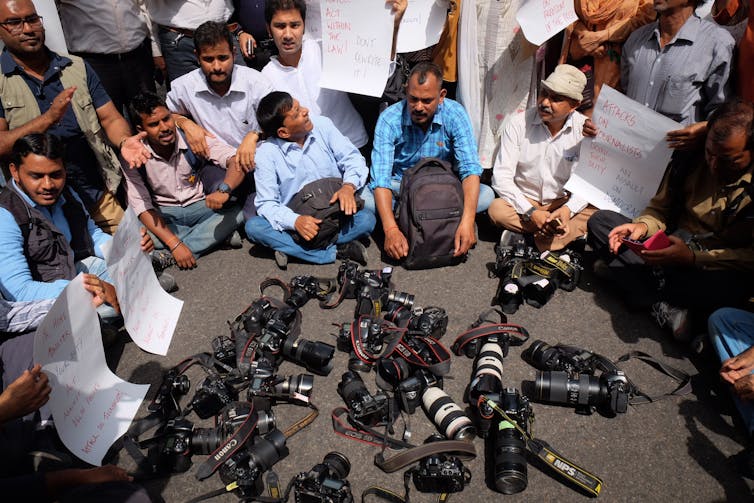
[246,91,375,267]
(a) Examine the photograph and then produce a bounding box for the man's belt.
[72,37,150,62]
[159,22,241,38]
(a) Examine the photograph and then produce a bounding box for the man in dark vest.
[0,133,153,319]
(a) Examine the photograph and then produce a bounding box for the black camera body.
[190,374,237,419]
[149,369,190,417]
[337,261,397,317]
[337,371,391,426]
[384,303,448,339]
[413,435,471,494]
[218,430,289,498]
[397,369,442,414]
[293,452,353,503]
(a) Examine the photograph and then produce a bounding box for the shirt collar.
[401,100,445,130]
[649,13,701,46]
[270,125,318,154]
[531,106,576,137]
[10,178,66,211]
[143,129,188,161]
[195,64,244,98]
[0,47,71,79]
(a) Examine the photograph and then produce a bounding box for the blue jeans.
[245,210,376,264]
[159,29,246,84]
[153,201,243,256]
[708,307,754,434]
[75,256,118,322]
[361,179,495,214]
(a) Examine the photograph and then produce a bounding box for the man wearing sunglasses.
[0,0,149,234]
[489,64,596,252]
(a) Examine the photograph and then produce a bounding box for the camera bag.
[395,158,464,269]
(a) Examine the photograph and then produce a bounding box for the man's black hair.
[408,62,444,86]
[194,21,235,55]
[11,133,65,167]
[707,99,754,151]
[129,92,168,127]
[265,0,307,25]
[256,91,294,138]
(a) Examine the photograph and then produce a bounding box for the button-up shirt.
[0,182,111,301]
[167,65,274,148]
[254,116,368,231]
[122,133,237,216]
[492,107,588,214]
[262,38,368,149]
[621,14,734,125]
[58,0,158,56]
[147,0,233,30]
[370,98,482,190]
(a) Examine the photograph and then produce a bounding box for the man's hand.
[666,121,707,151]
[641,234,694,266]
[44,87,76,125]
[0,364,50,423]
[384,226,409,260]
[453,219,476,257]
[82,274,120,313]
[120,132,151,168]
[733,374,754,400]
[607,222,648,254]
[295,215,322,241]
[721,347,754,384]
[236,132,259,172]
[205,191,231,210]
[583,118,598,138]
[177,118,215,158]
[153,56,167,83]
[330,184,357,215]
[239,32,257,59]
[530,209,551,230]
[544,206,570,237]
[172,242,197,269]
[140,226,154,253]
[575,29,608,56]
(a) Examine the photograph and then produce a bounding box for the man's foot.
[224,230,243,249]
[157,271,178,293]
[274,250,288,270]
[337,241,368,265]
[651,301,690,341]
[151,250,176,273]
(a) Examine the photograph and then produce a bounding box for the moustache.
[539,105,553,114]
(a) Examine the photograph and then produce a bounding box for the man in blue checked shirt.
[246,91,376,268]
[367,62,494,261]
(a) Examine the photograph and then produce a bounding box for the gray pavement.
[109,229,754,503]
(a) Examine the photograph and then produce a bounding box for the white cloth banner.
[103,207,182,355]
[396,0,449,53]
[319,0,394,97]
[515,0,577,46]
[565,86,681,218]
[33,275,148,466]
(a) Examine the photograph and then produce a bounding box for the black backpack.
[287,177,364,249]
[395,158,464,269]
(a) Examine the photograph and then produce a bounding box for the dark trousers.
[587,210,751,311]
[74,38,156,117]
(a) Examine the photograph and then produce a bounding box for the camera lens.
[282,337,335,375]
[388,291,415,308]
[191,426,224,455]
[522,340,553,369]
[338,371,368,404]
[273,374,314,399]
[492,422,527,494]
[322,451,351,479]
[422,387,475,440]
[256,409,276,434]
[475,342,504,382]
[535,371,603,408]
[376,358,411,388]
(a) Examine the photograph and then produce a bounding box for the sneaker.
[225,230,243,249]
[336,241,368,265]
[274,250,288,270]
[651,301,690,341]
[150,250,176,272]
[157,271,178,293]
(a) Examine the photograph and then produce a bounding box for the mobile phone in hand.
[621,230,671,254]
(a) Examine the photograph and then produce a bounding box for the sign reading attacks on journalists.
[319,0,395,97]
[565,86,681,218]
[103,207,183,356]
[33,274,149,466]
[515,0,577,46]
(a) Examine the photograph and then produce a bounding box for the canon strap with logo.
[195,402,259,480]
[451,310,530,358]
[389,335,452,376]
[350,316,406,366]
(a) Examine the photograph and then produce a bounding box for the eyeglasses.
[0,15,43,35]
[539,88,569,103]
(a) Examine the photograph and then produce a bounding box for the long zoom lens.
[282,337,335,375]
[422,387,475,440]
[492,421,527,494]
[272,374,314,400]
[534,370,603,407]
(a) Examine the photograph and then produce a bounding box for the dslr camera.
[337,371,391,426]
[490,388,531,495]
[293,452,353,503]
[412,434,471,494]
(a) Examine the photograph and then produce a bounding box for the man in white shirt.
[489,64,595,251]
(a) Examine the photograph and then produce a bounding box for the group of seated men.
[1,0,754,496]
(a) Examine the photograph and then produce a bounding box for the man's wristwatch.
[216,183,232,194]
[521,206,536,222]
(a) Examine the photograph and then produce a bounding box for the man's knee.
[488,199,523,230]
[477,184,495,213]
[244,217,269,242]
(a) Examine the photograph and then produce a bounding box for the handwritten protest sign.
[515,0,577,46]
[103,208,182,355]
[33,275,149,465]
[565,86,681,218]
[306,0,323,40]
[319,0,394,97]
[396,0,448,53]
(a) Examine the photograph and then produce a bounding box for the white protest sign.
[515,0,577,46]
[33,275,149,466]
[319,0,395,97]
[306,0,323,41]
[103,208,182,356]
[396,0,449,53]
[565,86,681,218]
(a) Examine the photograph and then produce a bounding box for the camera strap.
[350,316,406,365]
[373,439,477,473]
[451,323,530,357]
[195,402,259,480]
[331,407,414,450]
[362,471,456,503]
[389,336,452,376]
[614,351,694,404]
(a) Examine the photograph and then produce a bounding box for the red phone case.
[622,230,671,254]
